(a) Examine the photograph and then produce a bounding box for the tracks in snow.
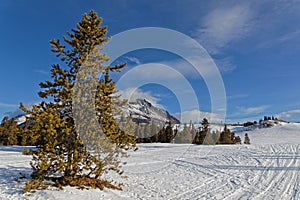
[166,144,300,200]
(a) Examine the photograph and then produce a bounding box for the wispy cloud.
[236,105,270,115]
[257,30,300,49]
[277,30,300,43]
[275,110,300,120]
[227,105,271,123]
[214,57,236,73]
[34,69,49,75]
[174,109,223,124]
[118,87,160,106]
[117,63,182,85]
[0,102,18,108]
[116,63,201,112]
[227,94,249,100]
[160,56,235,80]
[125,56,141,65]
[0,102,19,118]
[196,3,255,54]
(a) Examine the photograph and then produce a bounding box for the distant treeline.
[123,118,250,145]
[0,116,251,146]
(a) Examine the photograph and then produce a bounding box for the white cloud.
[257,29,300,49]
[161,58,209,79]
[215,57,236,73]
[0,102,18,108]
[277,30,300,43]
[116,63,202,112]
[196,4,255,54]
[125,56,141,65]
[117,63,182,84]
[118,87,160,106]
[227,94,249,100]
[34,69,49,75]
[160,55,235,80]
[174,109,223,124]
[236,105,270,115]
[275,110,300,120]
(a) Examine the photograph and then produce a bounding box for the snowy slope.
[243,122,300,144]
[0,123,299,199]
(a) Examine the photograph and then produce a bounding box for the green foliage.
[0,115,39,146]
[150,121,161,142]
[202,118,209,132]
[20,10,136,193]
[163,121,174,143]
[193,118,209,145]
[244,133,251,144]
[234,135,242,144]
[0,117,19,145]
[243,121,255,127]
[174,124,194,144]
[153,122,174,143]
[217,125,242,145]
[217,125,235,144]
[143,123,152,143]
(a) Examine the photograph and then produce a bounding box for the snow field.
[0,123,299,199]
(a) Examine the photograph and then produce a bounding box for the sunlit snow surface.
[0,123,299,199]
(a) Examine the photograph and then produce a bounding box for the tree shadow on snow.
[0,146,35,153]
[0,166,32,196]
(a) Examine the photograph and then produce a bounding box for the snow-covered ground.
[0,123,299,199]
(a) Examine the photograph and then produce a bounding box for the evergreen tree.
[143,123,152,143]
[158,126,166,143]
[267,116,271,120]
[164,121,174,143]
[244,133,251,144]
[19,119,39,146]
[0,117,18,145]
[218,125,234,144]
[135,123,143,143]
[119,114,136,143]
[190,123,197,142]
[173,125,178,141]
[203,131,215,145]
[234,135,242,144]
[150,121,160,142]
[202,118,209,133]
[211,130,220,144]
[175,124,192,144]
[193,126,206,145]
[20,10,136,192]
[193,118,211,145]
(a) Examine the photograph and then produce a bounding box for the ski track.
[0,124,300,199]
[118,143,300,200]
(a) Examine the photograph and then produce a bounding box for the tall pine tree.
[21,10,136,192]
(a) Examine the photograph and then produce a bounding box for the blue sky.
[0,0,300,123]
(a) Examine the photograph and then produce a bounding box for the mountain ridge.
[6,98,180,126]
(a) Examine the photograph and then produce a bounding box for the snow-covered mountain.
[123,99,180,124]
[6,98,180,126]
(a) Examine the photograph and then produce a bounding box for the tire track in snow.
[252,144,299,199]
[279,144,300,200]
[170,159,235,199]
[170,148,260,200]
